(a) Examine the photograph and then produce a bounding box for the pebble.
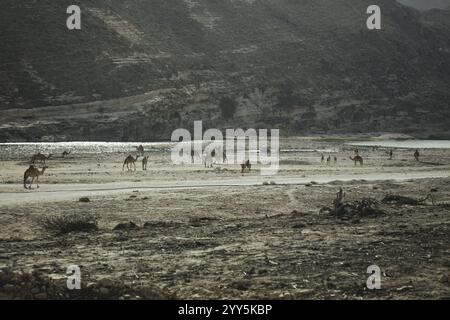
[99,287,110,295]
[34,293,48,300]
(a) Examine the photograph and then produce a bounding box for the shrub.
[219,97,237,119]
[38,213,98,235]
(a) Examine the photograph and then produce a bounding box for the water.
[347,140,450,150]
[0,140,263,159]
[0,141,174,158]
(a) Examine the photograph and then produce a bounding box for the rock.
[113,221,139,231]
[98,278,114,287]
[440,274,449,285]
[230,280,251,291]
[99,287,110,295]
[325,280,337,289]
[34,293,47,300]
[3,284,14,291]
[79,197,90,203]
[396,286,413,291]
[31,287,40,294]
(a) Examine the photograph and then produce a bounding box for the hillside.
[0,0,449,141]
[398,0,450,11]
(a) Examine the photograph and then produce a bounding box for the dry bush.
[37,213,98,235]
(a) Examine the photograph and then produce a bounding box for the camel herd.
[22,144,425,189]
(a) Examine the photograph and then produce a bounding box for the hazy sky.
[397,0,450,10]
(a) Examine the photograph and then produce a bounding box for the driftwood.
[334,198,384,219]
[381,194,432,206]
[321,188,384,219]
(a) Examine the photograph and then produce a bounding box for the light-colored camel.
[23,165,47,189]
[123,155,139,171]
[241,160,251,173]
[350,155,364,166]
[203,151,214,168]
[142,156,149,171]
[30,153,52,165]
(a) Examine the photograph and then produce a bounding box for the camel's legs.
[36,176,40,188]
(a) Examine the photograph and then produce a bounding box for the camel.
[326,156,331,166]
[30,153,52,165]
[350,155,364,166]
[334,156,338,165]
[241,160,251,173]
[321,154,325,164]
[142,156,149,171]
[203,151,214,168]
[23,165,47,189]
[123,155,139,171]
[190,150,202,164]
[414,150,420,161]
[62,150,71,158]
[135,145,144,155]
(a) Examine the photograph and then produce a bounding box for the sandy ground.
[0,137,449,299]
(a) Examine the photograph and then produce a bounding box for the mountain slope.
[0,0,449,141]
[398,0,450,11]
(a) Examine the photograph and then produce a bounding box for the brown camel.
[142,156,149,171]
[30,153,52,165]
[123,155,139,171]
[135,145,144,155]
[23,165,48,189]
[414,149,420,161]
[241,160,251,173]
[62,150,71,158]
[350,155,364,166]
